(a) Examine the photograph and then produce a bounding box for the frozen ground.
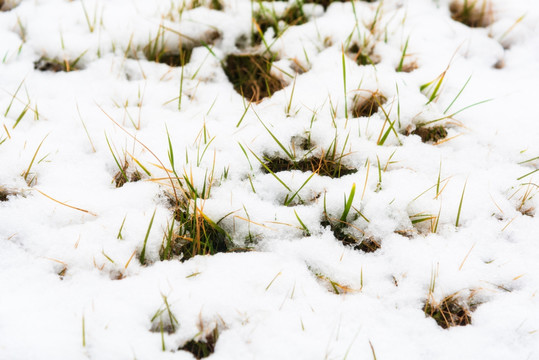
[1,0,539,359]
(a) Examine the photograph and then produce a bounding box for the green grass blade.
[139,209,157,265]
[252,110,294,160]
[249,148,292,192]
[455,180,467,227]
[340,183,356,222]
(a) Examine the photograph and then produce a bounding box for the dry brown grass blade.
[33,188,97,216]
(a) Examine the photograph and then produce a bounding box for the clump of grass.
[190,0,224,10]
[424,291,478,329]
[105,136,148,188]
[252,6,279,46]
[150,295,179,335]
[322,185,380,253]
[179,327,219,359]
[249,1,313,48]
[0,0,19,11]
[260,133,357,178]
[34,53,87,72]
[0,186,18,201]
[411,125,448,143]
[449,0,494,28]
[223,54,284,102]
[166,199,231,261]
[509,181,537,217]
[113,160,142,188]
[302,0,374,11]
[142,27,220,67]
[143,29,192,67]
[347,42,379,66]
[323,221,381,252]
[281,2,309,27]
[351,90,387,118]
[263,152,357,178]
[396,36,418,73]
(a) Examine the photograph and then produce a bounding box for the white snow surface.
[1,0,539,359]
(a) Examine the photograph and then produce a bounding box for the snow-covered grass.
[1,0,539,358]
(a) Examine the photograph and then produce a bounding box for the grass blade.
[139,209,157,265]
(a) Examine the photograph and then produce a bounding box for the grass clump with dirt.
[347,43,379,66]
[263,152,357,178]
[223,54,283,102]
[351,90,386,118]
[159,189,231,262]
[411,125,448,143]
[424,291,478,329]
[0,0,19,11]
[34,54,86,72]
[323,219,381,252]
[142,27,220,67]
[113,161,142,188]
[449,0,494,28]
[179,328,219,359]
[0,186,17,201]
[322,184,381,253]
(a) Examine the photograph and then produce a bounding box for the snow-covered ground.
[1,0,539,358]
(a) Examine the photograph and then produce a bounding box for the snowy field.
[1,0,539,358]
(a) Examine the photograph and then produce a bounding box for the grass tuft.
[449,0,493,28]
[112,160,142,188]
[262,153,357,179]
[424,291,478,329]
[179,327,219,359]
[34,51,87,72]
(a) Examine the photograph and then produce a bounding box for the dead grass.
[450,0,494,28]
[424,291,479,329]
[223,54,284,102]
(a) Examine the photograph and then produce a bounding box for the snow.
[1,0,539,359]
